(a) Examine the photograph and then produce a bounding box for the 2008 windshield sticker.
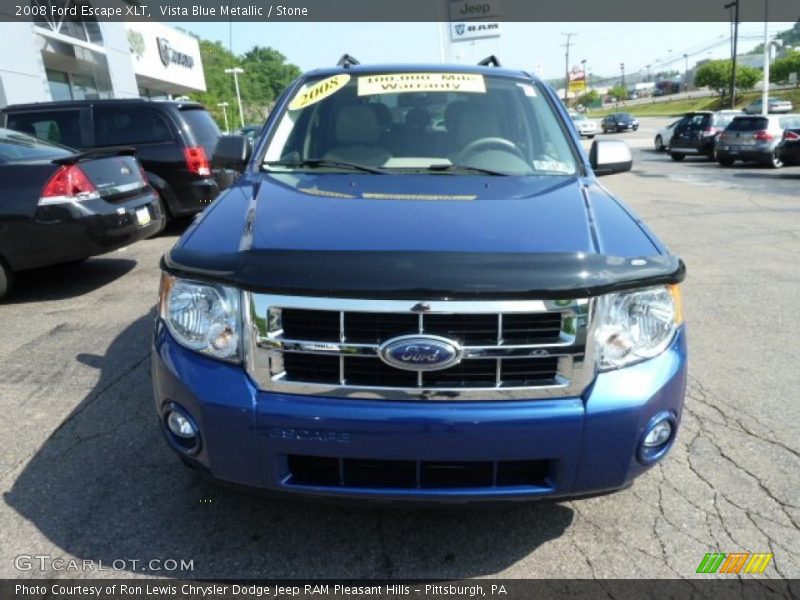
[358,73,486,96]
[288,74,350,110]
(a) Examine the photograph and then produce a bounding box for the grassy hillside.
[587,88,800,117]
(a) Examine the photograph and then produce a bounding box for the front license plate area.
[136,207,151,226]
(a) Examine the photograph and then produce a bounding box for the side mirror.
[213,135,251,171]
[589,139,633,176]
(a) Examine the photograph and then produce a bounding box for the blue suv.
[152,59,687,502]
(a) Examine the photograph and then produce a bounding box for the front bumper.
[152,322,687,502]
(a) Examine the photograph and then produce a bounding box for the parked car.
[777,127,800,166]
[153,60,686,503]
[601,112,639,133]
[654,119,679,151]
[1,99,231,221]
[715,114,800,168]
[743,97,793,115]
[569,112,598,138]
[0,128,164,299]
[668,110,741,161]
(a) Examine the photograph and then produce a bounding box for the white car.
[569,112,598,138]
[654,119,679,151]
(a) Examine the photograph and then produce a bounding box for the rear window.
[5,110,82,148]
[778,116,800,128]
[179,108,220,146]
[712,114,737,128]
[94,106,174,145]
[727,117,768,131]
[0,130,72,163]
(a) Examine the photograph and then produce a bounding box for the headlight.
[159,274,242,361]
[594,285,682,370]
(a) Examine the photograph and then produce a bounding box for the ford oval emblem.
[378,335,462,372]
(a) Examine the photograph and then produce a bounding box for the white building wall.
[99,23,140,98]
[0,22,51,107]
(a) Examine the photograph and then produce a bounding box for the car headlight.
[594,285,682,370]
[159,274,242,361]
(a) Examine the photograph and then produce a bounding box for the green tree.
[770,50,800,85]
[188,39,302,130]
[577,89,600,106]
[608,84,628,101]
[694,59,760,97]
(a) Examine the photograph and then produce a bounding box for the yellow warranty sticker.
[288,74,350,111]
[357,73,486,96]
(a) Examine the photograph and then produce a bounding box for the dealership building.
[0,15,205,107]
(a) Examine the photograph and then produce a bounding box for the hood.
[166,173,683,299]
[239,173,598,254]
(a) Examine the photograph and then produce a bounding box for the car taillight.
[784,130,800,141]
[39,164,99,205]
[183,146,211,177]
[702,127,719,137]
[753,130,773,142]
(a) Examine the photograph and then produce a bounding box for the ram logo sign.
[696,552,773,574]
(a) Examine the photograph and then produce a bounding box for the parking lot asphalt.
[0,117,798,579]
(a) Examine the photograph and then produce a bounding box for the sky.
[172,21,795,82]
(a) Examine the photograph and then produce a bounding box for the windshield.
[262,72,578,176]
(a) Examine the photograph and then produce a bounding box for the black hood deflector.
[162,249,685,300]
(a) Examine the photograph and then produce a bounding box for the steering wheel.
[456,137,525,160]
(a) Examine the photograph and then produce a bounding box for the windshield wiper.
[264,158,387,174]
[424,163,511,176]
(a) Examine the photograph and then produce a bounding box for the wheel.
[587,134,595,139]
[154,192,168,234]
[767,150,784,169]
[670,153,685,161]
[717,158,734,167]
[655,135,664,151]
[0,258,12,301]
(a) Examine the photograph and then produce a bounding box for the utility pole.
[646,64,652,82]
[562,32,576,104]
[620,62,625,88]
[725,0,740,109]
[683,54,689,92]
[225,67,246,128]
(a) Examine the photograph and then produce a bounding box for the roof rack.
[337,54,360,69]
[478,55,501,67]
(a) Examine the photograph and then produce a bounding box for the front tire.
[655,135,664,151]
[766,150,784,169]
[718,157,734,167]
[670,153,685,161]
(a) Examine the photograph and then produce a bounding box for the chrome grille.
[244,295,594,401]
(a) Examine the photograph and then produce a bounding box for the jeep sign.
[448,0,502,20]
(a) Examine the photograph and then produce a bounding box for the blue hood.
[212,173,599,254]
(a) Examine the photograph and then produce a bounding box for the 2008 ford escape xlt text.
[152,58,687,502]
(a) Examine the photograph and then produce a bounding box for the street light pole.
[217,102,230,134]
[762,0,770,116]
[620,62,625,88]
[224,67,245,128]
[724,0,740,109]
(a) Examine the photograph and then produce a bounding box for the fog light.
[637,413,677,465]
[643,420,672,447]
[163,403,200,454]
[167,411,196,439]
